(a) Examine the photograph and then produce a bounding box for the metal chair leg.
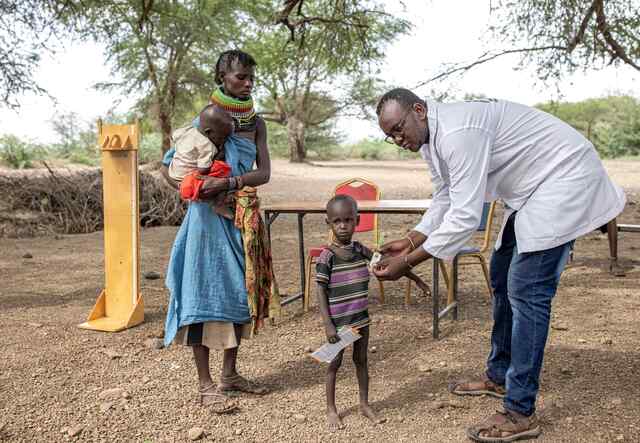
[478,255,493,297]
[439,260,450,290]
[447,261,456,306]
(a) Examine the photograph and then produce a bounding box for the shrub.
[0,135,45,169]
[138,132,162,164]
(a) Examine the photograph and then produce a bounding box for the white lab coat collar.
[421,99,442,178]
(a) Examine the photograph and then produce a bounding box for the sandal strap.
[199,383,217,393]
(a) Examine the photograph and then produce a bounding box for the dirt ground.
[1,159,639,442]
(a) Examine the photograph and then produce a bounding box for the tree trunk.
[159,107,172,155]
[287,115,306,162]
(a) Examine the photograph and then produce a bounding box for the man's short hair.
[326,194,358,214]
[376,88,425,116]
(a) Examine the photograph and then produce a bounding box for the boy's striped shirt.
[316,242,371,330]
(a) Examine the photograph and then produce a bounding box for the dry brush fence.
[0,164,186,238]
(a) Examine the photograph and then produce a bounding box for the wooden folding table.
[263,199,459,338]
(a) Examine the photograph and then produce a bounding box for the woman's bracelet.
[227,177,237,191]
[405,235,416,251]
[404,255,414,269]
[236,175,244,190]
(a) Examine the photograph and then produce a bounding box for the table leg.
[432,258,440,339]
[265,210,272,245]
[265,211,280,246]
[297,213,306,297]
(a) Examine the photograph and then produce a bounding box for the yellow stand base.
[78,290,145,332]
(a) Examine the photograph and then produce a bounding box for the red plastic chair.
[303,178,385,312]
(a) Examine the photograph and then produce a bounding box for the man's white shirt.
[414,99,626,261]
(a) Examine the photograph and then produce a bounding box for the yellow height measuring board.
[78,121,144,332]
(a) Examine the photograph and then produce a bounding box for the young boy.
[315,194,386,430]
[168,104,236,218]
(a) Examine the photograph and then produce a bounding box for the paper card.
[369,251,382,271]
[311,328,362,363]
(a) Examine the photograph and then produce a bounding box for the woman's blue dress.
[163,134,256,346]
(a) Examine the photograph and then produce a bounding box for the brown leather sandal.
[448,375,506,399]
[198,384,239,414]
[467,409,541,442]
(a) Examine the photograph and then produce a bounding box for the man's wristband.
[406,235,416,251]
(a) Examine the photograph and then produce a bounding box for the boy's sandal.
[466,409,541,442]
[219,374,269,395]
[198,384,239,414]
[448,376,506,399]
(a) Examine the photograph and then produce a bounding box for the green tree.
[0,1,73,109]
[67,0,242,154]
[537,95,640,158]
[248,0,409,162]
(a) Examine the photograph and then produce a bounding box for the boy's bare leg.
[353,326,385,424]
[326,350,345,430]
[607,219,625,276]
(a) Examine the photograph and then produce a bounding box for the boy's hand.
[324,324,339,344]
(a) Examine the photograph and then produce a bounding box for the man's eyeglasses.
[383,110,410,145]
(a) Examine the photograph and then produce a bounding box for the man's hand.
[379,238,412,258]
[197,176,228,199]
[373,255,410,281]
[324,323,339,344]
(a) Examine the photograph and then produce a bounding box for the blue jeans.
[486,212,573,416]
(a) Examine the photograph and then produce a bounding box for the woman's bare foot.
[327,410,345,431]
[360,404,386,424]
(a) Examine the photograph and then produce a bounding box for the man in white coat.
[373,88,625,442]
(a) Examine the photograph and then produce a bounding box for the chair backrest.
[333,178,381,245]
[478,201,497,253]
[477,202,492,231]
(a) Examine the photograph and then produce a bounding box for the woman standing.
[164,50,277,412]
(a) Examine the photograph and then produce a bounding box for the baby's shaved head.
[200,104,233,130]
[199,104,234,146]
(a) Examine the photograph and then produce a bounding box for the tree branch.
[414,45,566,88]
[594,0,640,70]
[274,0,388,42]
[567,0,596,52]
